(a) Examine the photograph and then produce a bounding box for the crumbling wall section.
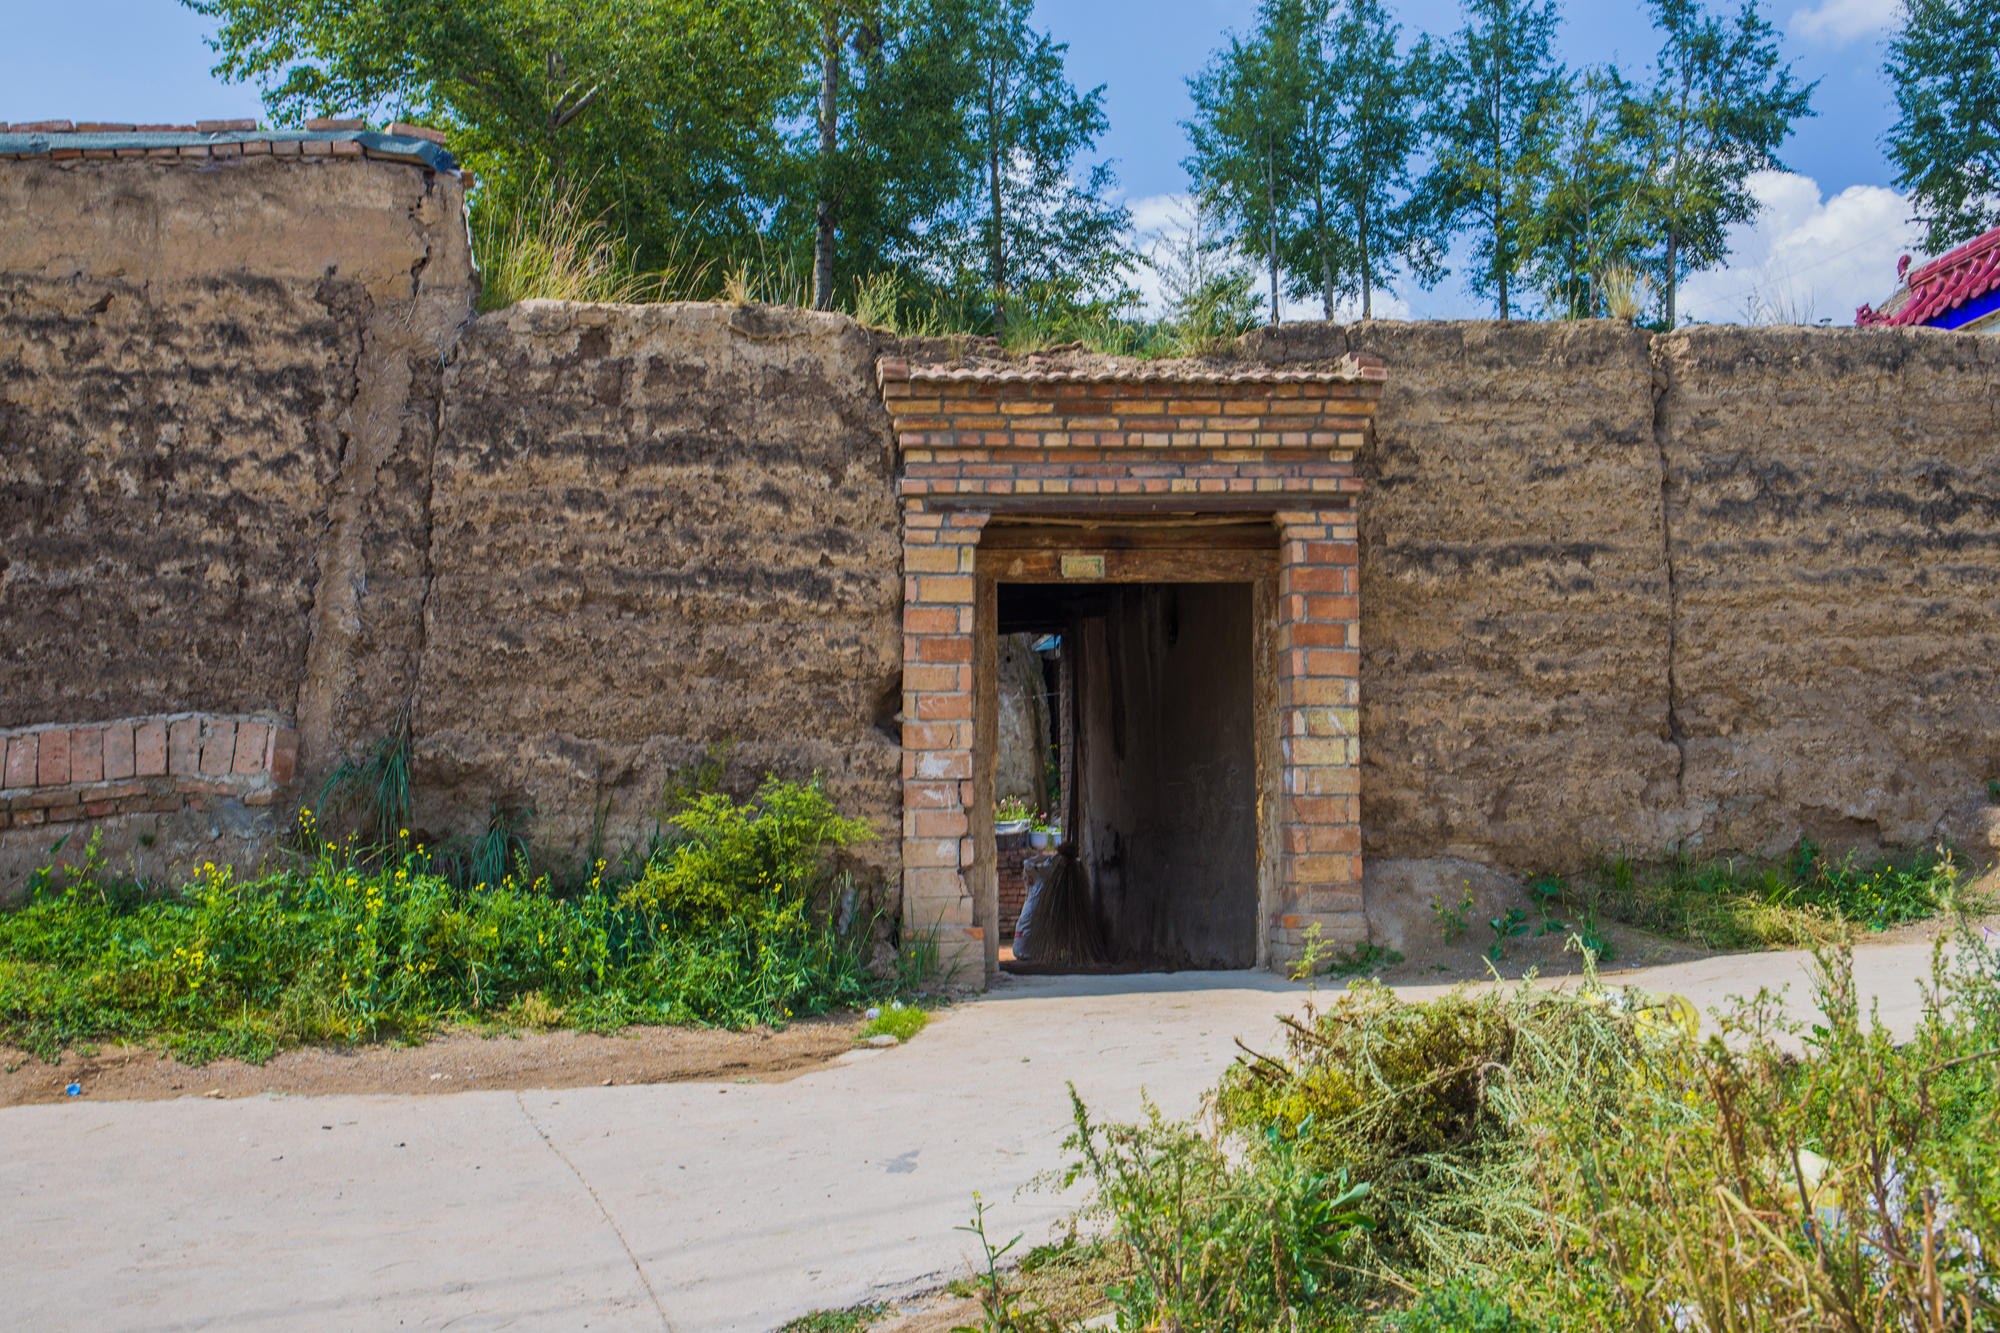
[420,301,904,881]
[0,154,474,895]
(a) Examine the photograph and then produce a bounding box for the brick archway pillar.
[897,504,991,978]
[1273,508,1365,952]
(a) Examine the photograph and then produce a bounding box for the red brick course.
[0,714,299,837]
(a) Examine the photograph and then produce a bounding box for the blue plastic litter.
[64,1083,81,1097]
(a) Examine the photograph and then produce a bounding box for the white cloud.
[1677,171,1923,326]
[1790,0,1901,43]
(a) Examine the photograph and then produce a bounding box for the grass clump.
[1567,838,1970,950]
[777,1305,886,1333]
[856,1001,927,1044]
[0,777,900,1065]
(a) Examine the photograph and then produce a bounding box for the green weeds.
[0,778,908,1064]
[1568,839,1967,950]
[1060,1090,1371,1331]
[1021,928,2000,1330]
[857,1001,928,1044]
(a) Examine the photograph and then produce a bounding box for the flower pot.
[1029,829,1050,849]
[996,818,1032,836]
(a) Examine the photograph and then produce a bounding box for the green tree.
[940,0,1132,328]
[1186,0,1433,322]
[1884,0,2000,254]
[1629,0,1813,327]
[1530,65,1652,319]
[1421,0,1570,320]
[187,0,800,275]
[1186,7,1300,323]
[1316,0,1438,318]
[786,0,983,310]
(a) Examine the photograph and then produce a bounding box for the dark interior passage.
[998,581,1258,969]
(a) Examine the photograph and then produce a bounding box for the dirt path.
[0,1014,863,1108]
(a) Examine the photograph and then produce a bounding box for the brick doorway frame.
[880,356,1384,985]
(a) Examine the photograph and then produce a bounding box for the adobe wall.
[0,152,474,895]
[1658,327,2000,854]
[1246,319,2000,884]
[5,153,1997,911]
[418,301,905,880]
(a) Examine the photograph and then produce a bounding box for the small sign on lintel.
[1060,553,1106,579]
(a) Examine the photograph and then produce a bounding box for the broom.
[1022,838,1104,967]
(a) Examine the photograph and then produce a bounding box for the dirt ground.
[0,1012,867,1108]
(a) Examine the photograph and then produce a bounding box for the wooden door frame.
[971,527,1282,978]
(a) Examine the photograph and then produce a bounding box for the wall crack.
[1651,338,1688,801]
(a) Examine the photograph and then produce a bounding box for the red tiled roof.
[1855,226,2000,327]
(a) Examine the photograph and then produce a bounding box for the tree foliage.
[188,0,801,274]
[1885,0,2000,254]
[1185,0,1434,322]
[1528,66,1650,319]
[1421,0,1569,320]
[1627,0,1812,327]
[937,0,1133,328]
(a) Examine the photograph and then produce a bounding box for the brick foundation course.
[0,714,296,830]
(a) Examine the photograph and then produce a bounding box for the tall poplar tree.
[1421,0,1569,320]
[1629,0,1812,327]
[1530,65,1651,319]
[1884,0,2000,254]
[946,0,1131,326]
[791,0,979,310]
[1186,0,1431,321]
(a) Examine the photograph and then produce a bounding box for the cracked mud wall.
[0,155,474,884]
[1247,320,1682,871]
[420,302,904,883]
[1251,319,2000,873]
[1656,327,2000,855]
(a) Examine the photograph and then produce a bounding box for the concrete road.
[0,939,1960,1332]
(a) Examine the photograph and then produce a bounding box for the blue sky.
[1,0,1918,322]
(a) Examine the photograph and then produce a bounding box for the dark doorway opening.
[997,581,1259,971]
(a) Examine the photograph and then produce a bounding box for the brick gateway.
[880,356,1385,984]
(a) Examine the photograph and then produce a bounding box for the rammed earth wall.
[4,150,1998,929]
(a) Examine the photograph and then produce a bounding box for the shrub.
[621,775,873,929]
[1519,938,2000,1330]
[1214,977,1700,1287]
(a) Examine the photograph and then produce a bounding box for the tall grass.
[476,176,712,311]
[1027,931,2000,1330]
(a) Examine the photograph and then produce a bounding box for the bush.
[0,779,890,1064]
[1061,1089,1371,1331]
[1519,938,2000,1330]
[1215,979,1697,1284]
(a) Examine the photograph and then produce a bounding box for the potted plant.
[1031,816,1061,849]
[995,795,1033,836]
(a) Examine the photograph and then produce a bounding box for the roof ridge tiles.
[881,360,1382,385]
